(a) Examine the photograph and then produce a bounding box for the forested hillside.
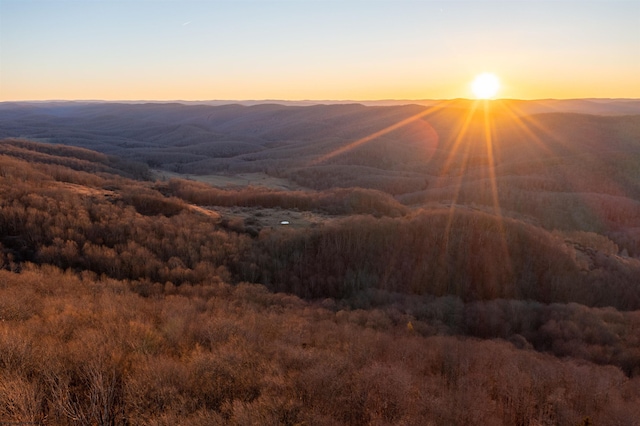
[1,138,640,424]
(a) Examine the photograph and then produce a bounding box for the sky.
[1,0,639,101]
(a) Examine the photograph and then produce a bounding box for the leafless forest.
[1,101,640,424]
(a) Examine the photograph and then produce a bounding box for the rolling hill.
[1,100,640,424]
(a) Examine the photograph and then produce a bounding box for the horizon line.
[2,97,640,104]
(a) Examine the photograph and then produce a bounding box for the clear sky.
[1,0,639,101]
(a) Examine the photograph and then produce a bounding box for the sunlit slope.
[2,138,639,311]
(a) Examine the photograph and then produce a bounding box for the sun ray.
[309,104,445,166]
[482,100,502,217]
[498,101,557,159]
[440,101,481,260]
[481,100,513,290]
[498,101,636,245]
[438,102,480,177]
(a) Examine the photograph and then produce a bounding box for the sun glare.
[472,73,500,99]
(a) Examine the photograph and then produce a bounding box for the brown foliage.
[247,209,640,309]
[0,265,639,425]
[1,138,640,423]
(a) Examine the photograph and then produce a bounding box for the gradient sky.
[1,0,639,101]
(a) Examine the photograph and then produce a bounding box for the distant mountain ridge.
[4,97,640,114]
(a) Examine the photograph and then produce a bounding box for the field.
[152,170,307,191]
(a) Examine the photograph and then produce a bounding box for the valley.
[0,100,639,424]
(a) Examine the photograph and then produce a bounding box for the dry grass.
[152,170,306,191]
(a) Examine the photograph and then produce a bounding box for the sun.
[471,73,500,99]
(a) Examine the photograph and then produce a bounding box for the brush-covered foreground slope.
[1,140,640,424]
[4,266,640,425]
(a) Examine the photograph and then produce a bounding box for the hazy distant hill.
[1,100,639,182]
[23,98,639,114]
